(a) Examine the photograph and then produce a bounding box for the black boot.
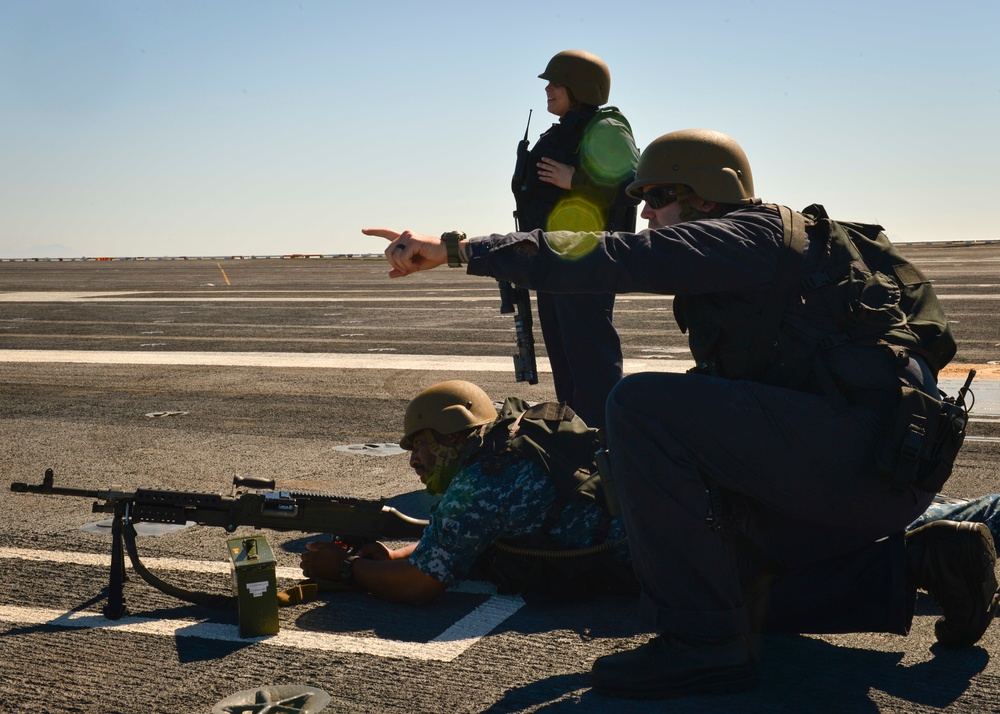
[906,520,1000,646]
[590,632,756,699]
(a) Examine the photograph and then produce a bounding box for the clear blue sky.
[2,0,997,259]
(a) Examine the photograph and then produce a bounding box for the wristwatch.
[340,554,360,585]
[441,231,465,268]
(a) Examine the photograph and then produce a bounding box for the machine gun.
[502,108,539,385]
[10,468,429,619]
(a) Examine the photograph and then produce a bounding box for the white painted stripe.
[3,289,1000,303]
[0,601,523,661]
[0,547,502,593]
[0,349,694,374]
[0,547,302,579]
[0,547,524,661]
[0,291,673,303]
[937,295,1000,299]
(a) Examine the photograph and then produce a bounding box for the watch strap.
[441,231,465,268]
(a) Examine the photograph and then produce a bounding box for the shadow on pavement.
[481,634,990,713]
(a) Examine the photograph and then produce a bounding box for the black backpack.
[794,204,956,372]
[763,205,970,493]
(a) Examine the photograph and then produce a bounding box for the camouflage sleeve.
[408,457,556,586]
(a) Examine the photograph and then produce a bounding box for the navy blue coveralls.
[465,204,938,638]
[513,106,638,428]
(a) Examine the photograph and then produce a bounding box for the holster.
[876,384,969,493]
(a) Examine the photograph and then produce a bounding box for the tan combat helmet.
[400,381,498,449]
[538,50,611,106]
[626,129,755,204]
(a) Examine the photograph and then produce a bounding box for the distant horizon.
[4,237,1000,264]
[0,251,384,262]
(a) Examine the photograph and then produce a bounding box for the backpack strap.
[746,205,806,377]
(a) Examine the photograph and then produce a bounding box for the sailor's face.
[408,430,435,486]
[640,186,683,229]
[545,82,572,117]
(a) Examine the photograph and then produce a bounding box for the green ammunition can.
[226,535,280,638]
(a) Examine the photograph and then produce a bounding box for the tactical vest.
[468,398,607,512]
[464,399,635,601]
[514,107,638,233]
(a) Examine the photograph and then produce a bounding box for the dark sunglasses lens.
[643,187,676,209]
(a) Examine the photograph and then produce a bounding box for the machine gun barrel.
[11,468,132,502]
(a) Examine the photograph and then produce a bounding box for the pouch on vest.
[877,371,975,493]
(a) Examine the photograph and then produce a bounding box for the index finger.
[362,227,402,241]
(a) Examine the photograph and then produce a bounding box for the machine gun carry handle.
[232,475,275,494]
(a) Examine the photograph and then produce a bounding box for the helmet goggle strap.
[674,184,705,223]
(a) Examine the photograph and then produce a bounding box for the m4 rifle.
[503,108,539,385]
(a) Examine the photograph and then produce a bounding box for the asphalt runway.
[2,243,999,714]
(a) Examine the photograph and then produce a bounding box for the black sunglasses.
[641,186,678,210]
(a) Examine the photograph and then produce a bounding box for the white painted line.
[0,547,524,662]
[0,291,674,303]
[0,547,301,579]
[0,548,501,594]
[0,349,694,374]
[3,289,999,303]
[936,295,1000,299]
[0,602,523,661]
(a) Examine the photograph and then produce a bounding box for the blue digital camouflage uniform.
[409,447,996,593]
[409,453,628,587]
[908,494,1000,546]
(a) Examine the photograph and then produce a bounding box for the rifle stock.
[10,468,429,618]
